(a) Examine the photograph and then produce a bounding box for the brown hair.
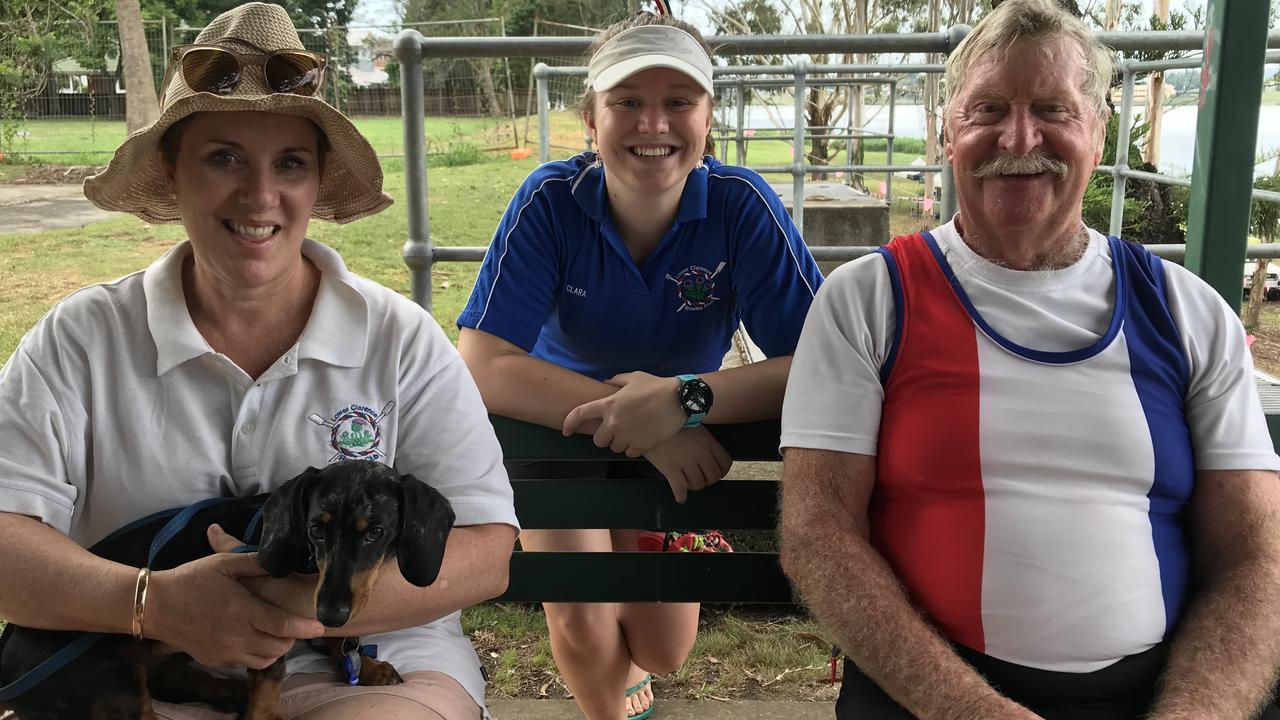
[159,114,331,170]
[579,13,717,157]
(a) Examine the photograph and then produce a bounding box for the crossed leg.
[152,670,480,720]
[521,527,701,720]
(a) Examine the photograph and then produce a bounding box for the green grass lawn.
[4,112,934,197]
[2,115,523,162]
[0,156,540,359]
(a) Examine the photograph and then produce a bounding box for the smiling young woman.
[456,11,825,720]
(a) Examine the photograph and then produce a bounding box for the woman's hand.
[643,427,733,503]
[562,372,688,455]
[146,539,325,670]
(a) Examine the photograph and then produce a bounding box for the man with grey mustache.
[779,0,1280,718]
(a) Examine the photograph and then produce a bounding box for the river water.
[729,103,1280,177]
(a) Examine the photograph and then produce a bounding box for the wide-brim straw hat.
[84,2,393,225]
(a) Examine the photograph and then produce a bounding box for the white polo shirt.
[0,239,518,710]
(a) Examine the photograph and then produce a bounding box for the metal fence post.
[535,63,551,163]
[1109,64,1135,237]
[792,60,807,236]
[886,79,896,205]
[940,25,972,222]
[1183,0,1270,305]
[395,30,433,311]
[736,78,747,164]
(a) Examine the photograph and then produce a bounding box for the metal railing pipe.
[1109,66,1136,236]
[394,29,433,310]
[713,63,946,75]
[1096,165,1280,206]
[535,63,551,164]
[886,80,896,203]
[792,59,808,234]
[431,243,1280,265]
[753,163,945,174]
[1255,188,1280,205]
[535,64,944,78]
[1126,50,1280,73]
[392,29,1280,61]
[941,161,957,220]
[735,79,747,165]
[1094,30,1280,52]
[938,25,971,221]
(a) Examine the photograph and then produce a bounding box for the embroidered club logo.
[308,401,395,462]
[666,261,726,312]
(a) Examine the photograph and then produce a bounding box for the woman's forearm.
[245,523,517,636]
[0,512,136,633]
[701,355,792,424]
[459,330,616,431]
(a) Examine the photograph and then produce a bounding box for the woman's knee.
[629,642,694,675]
[619,604,699,674]
[544,602,619,655]
[291,695,446,720]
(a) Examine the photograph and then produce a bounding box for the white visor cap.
[586,25,714,96]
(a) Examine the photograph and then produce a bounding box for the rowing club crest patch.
[308,401,395,462]
[666,261,726,312]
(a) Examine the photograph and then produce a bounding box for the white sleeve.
[780,253,896,456]
[391,308,519,529]
[1164,263,1280,472]
[0,341,80,533]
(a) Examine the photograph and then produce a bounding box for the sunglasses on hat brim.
[160,44,327,103]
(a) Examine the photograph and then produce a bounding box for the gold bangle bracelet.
[131,567,150,641]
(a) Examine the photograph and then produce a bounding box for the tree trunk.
[475,59,504,118]
[808,86,831,181]
[115,0,159,133]
[924,0,941,213]
[848,0,867,191]
[1104,0,1122,30]
[1244,260,1270,331]
[1144,0,1170,165]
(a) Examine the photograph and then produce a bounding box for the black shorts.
[835,643,1280,720]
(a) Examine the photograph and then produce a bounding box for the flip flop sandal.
[625,673,654,719]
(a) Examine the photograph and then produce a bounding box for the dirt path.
[0,184,115,234]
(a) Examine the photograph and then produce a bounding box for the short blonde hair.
[944,0,1114,120]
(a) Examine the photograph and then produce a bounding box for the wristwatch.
[676,374,714,429]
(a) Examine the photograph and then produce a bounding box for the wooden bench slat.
[499,551,792,603]
[491,416,783,462]
[512,478,779,529]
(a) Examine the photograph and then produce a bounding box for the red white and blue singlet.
[875,231,1192,672]
[782,222,1279,674]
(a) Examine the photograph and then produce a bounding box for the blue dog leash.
[0,497,243,701]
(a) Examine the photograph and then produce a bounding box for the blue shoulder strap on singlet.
[0,496,241,701]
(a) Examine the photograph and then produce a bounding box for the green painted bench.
[492,374,1280,605]
[491,415,792,604]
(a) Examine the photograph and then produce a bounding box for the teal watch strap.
[677,374,706,429]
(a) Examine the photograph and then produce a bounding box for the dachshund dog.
[0,460,455,720]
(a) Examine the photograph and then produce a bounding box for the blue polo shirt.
[457,153,823,380]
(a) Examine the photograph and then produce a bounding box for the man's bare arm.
[780,447,1038,720]
[1147,469,1280,720]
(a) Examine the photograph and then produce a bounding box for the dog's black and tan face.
[258,461,455,628]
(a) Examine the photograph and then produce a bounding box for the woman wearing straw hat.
[0,3,517,718]
[457,9,823,720]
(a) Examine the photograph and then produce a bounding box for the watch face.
[679,378,713,415]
